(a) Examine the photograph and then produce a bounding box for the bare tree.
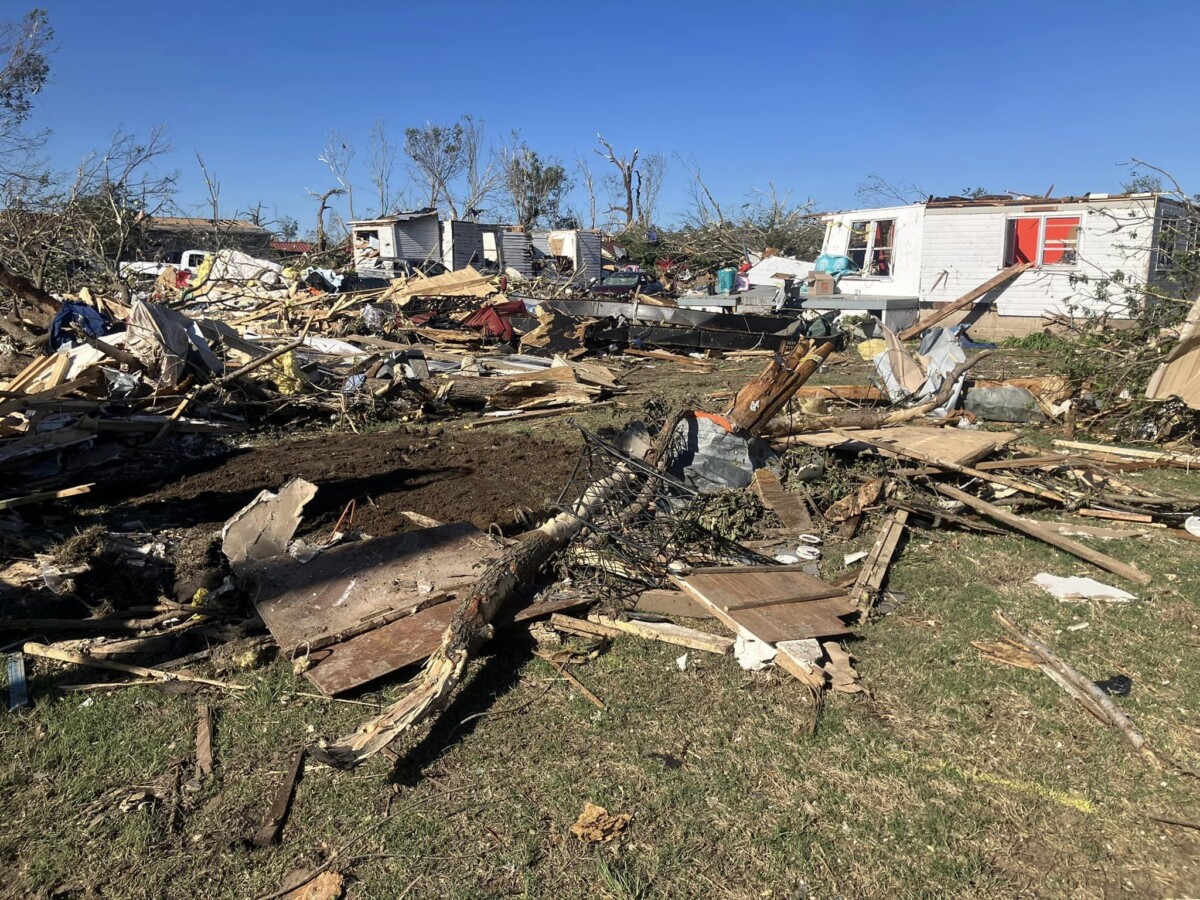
[856,174,928,206]
[458,116,501,221]
[366,118,398,217]
[675,154,725,228]
[595,135,639,231]
[636,152,667,226]
[319,131,356,220]
[195,152,220,221]
[574,154,598,230]
[403,121,465,218]
[307,186,346,252]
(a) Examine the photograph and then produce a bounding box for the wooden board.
[253,523,501,654]
[634,588,712,619]
[792,426,1016,466]
[751,468,814,531]
[672,570,857,644]
[305,593,588,695]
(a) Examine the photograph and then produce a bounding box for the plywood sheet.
[1146,291,1200,409]
[253,523,500,654]
[792,425,1016,466]
[675,570,857,644]
[305,593,589,695]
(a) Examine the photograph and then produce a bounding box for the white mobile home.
[820,193,1198,336]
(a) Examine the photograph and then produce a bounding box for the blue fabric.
[49,302,109,351]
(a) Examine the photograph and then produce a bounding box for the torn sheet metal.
[669,415,775,494]
[221,478,317,576]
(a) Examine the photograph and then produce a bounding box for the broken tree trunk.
[311,468,639,768]
[764,351,990,438]
[0,258,61,313]
[727,339,835,434]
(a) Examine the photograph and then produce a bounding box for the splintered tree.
[500,138,570,231]
[318,131,356,221]
[404,120,466,218]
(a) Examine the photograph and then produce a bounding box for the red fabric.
[1011,219,1040,265]
[1042,216,1080,265]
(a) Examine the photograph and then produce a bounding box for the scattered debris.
[570,802,631,843]
[1032,574,1137,603]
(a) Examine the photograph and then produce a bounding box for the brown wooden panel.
[252,523,500,654]
[677,570,856,643]
[304,594,590,695]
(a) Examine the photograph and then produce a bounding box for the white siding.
[920,199,1156,318]
[820,204,924,297]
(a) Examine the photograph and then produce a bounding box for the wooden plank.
[791,426,1015,466]
[303,593,588,695]
[853,509,908,621]
[898,262,1032,341]
[551,613,733,654]
[844,431,1067,503]
[1078,508,1155,524]
[0,483,93,510]
[634,588,712,619]
[1053,439,1200,468]
[774,638,826,689]
[253,523,500,654]
[932,483,1152,585]
[752,468,815,531]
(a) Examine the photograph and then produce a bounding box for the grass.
[2,351,1200,898]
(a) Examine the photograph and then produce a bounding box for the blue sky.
[24,0,1200,234]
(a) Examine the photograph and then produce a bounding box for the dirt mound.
[131,427,581,537]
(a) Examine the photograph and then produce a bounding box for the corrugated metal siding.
[443,221,490,271]
[531,233,551,256]
[500,231,533,277]
[394,213,441,264]
[576,230,604,281]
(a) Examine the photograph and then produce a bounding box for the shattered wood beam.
[727,339,835,434]
[764,351,990,438]
[763,350,988,439]
[22,642,249,690]
[842,430,1069,504]
[898,263,1031,341]
[854,509,908,622]
[932,484,1152,585]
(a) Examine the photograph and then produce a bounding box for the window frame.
[1155,213,1200,273]
[845,218,897,278]
[1002,212,1083,269]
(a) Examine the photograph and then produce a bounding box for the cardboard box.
[805,273,836,298]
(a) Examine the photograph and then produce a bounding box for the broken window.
[846,219,896,275]
[1004,215,1080,267]
[1156,215,1200,271]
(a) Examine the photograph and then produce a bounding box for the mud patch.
[128,427,581,537]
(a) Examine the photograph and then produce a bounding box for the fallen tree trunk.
[0,259,60,313]
[763,350,991,438]
[311,444,655,768]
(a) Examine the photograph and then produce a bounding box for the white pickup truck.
[119,249,209,279]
